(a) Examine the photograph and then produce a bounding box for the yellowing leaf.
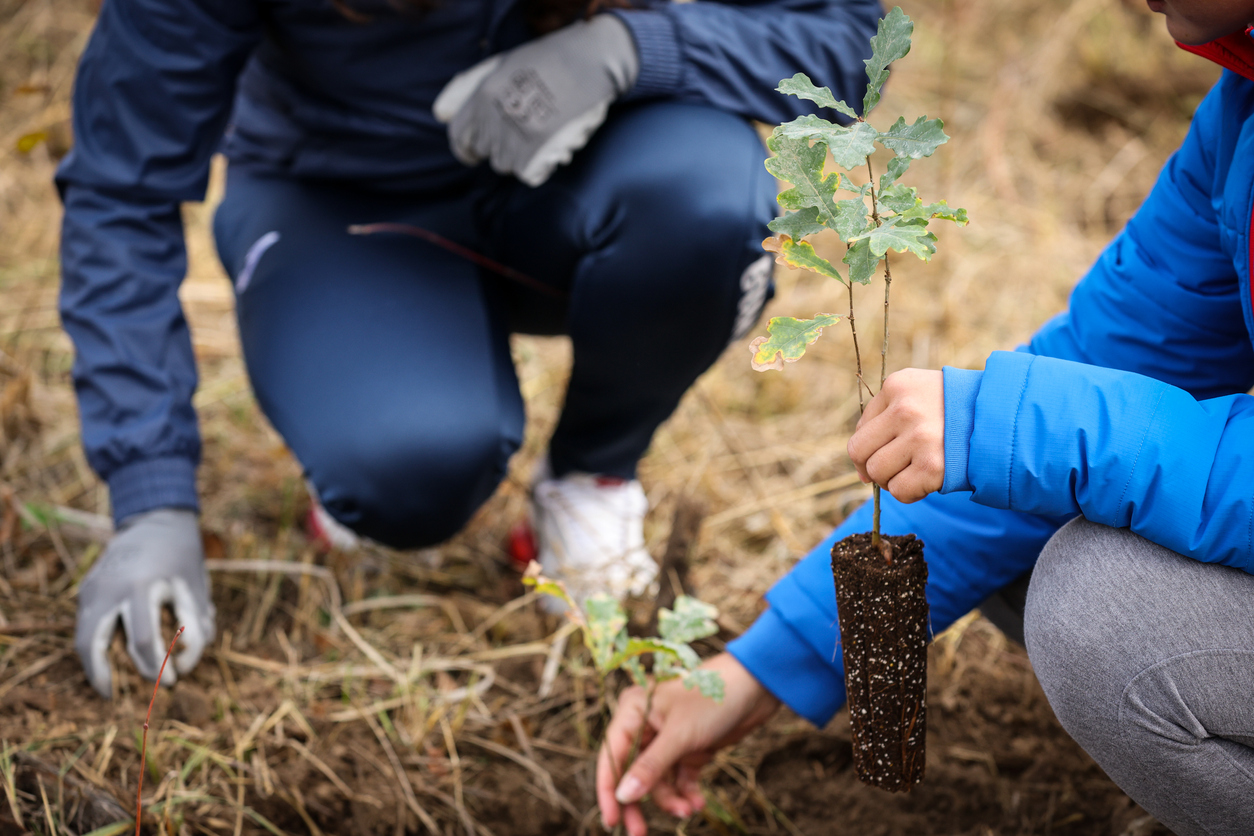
[15,131,47,154]
[904,199,969,225]
[521,561,585,630]
[750,313,843,371]
[763,235,844,281]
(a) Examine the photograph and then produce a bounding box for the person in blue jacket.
[60,0,884,697]
[597,3,1254,835]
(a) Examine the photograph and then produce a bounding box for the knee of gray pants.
[1023,517,1254,836]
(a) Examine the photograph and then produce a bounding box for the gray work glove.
[433,14,640,187]
[75,508,215,698]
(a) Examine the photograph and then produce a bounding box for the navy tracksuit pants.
[213,102,776,548]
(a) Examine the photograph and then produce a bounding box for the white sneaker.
[531,466,659,613]
[306,481,362,552]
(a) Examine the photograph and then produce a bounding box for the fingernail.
[670,801,691,818]
[615,775,645,805]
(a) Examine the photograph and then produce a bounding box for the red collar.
[1176,27,1254,81]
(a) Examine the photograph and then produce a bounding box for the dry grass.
[0,0,1218,833]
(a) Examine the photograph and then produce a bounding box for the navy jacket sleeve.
[614,0,883,122]
[56,0,261,524]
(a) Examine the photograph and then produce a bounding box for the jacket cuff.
[108,456,199,526]
[610,9,684,100]
[728,598,848,727]
[969,350,1037,509]
[940,367,982,493]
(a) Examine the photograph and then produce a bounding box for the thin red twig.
[347,222,566,300]
[136,625,184,836]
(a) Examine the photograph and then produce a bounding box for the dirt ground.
[0,0,1222,833]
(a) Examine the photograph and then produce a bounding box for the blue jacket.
[56,0,883,524]
[729,32,1254,726]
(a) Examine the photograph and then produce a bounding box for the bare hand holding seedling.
[596,653,780,835]
[847,368,945,504]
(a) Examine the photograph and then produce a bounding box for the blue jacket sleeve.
[56,0,260,524]
[962,352,1254,574]
[614,0,882,122]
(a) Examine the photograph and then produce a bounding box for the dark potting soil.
[831,531,928,793]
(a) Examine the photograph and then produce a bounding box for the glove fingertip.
[80,606,121,699]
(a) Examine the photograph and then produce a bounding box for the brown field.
[0,0,1221,833]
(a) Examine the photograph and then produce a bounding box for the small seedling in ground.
[521,562,723,822]
[751,7,966,792]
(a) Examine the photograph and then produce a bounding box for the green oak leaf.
[863,6,913,114]
[876,183,918,215]
[776,73,859,120]
[843,238,881,284]
[768,207,827,240]
[879,156,911,190]
[763,236,844,281]
[903,199,969,225]
[877,115,949,159]
[585,593,628,673]
[774,116,878,171]
[838,173,871,195]
[765,133,838,226]
[750,313,843,371]
[659,596,719,644]
[683,669,726,703]
[832,197,870,241]
[850,215,937,259]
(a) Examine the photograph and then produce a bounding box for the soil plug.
[749,7,963,791]
[831,533,927,790]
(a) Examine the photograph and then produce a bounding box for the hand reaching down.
[75,508,215,698]
[597,653,781,836]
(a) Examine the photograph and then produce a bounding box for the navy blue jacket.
[57,0,883,523]
[730,33,1254,726]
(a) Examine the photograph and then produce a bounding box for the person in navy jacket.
[598,3,1254,835]
[59,0,883,698]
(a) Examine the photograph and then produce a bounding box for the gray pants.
[990,518,1254,835]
